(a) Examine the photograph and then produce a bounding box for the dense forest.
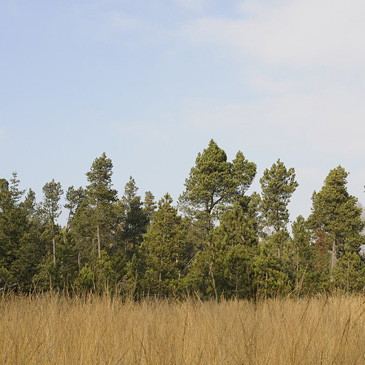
[1,140,364,299]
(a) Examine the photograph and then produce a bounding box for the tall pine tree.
[308,166,364,278]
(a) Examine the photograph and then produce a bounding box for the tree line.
[0,140,364,299]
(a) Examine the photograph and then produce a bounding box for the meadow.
[1,294,365,364]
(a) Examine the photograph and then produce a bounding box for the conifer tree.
[179,139,256,239]
[120,177,149,258]
[86,153,117,258]
[41,180,63,266]
[71,200,94,270]
[253,245,291,299]
[289,215,321,295]
[141,194,192,297]
[12,189,48,291]
[259,159,298,259]
[334,247,365,292]
[260,159,298,233]
[65,186,85,231]
[187,196,260,299]
[0,174,29,288]
[308,166,364,276]
[143,191,157,223]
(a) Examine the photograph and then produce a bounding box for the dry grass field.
[1,294,365,364]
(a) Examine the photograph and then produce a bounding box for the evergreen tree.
[65,186,85,231]
[120,177,149,258]
[260,159,298,233]
[0,174,29,289]
[70,199,94,270]
[253,246,291,299]
[143,191,157,223]
[12,189,48,291]
[334,248,365,292]
[308,166,364,277]
[259,159,298,258]
[41,180,63,266]
[288,215,326,295]
[186,197,260,299]
[141,194,192,297]
[86,153,117,258]
[179,139,256,240]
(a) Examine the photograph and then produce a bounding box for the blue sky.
[1,0,365,225]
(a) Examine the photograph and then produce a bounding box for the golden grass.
[1,294,365,364]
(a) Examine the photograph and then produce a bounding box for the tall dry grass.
[1,294,365,364]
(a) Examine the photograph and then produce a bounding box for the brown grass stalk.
[1,294,365,364]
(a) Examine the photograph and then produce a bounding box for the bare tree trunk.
[97,224,101,258]
[52,221,56,266]
[52,236,56,266]
[330,239,337,282]
[209,263,218,301]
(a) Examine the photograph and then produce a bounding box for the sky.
[1,0,365,226]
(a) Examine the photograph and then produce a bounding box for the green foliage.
[334,248,365,292]
[86,153,117,205]
[309,166,364,255]
[86,153,118,258]
[79,264,95,292]
[186,200,259,299]
[253,248,292,299]
[141,194,192,297]
[0,176,27,270]
[41,179,63,267]
[308,166,365,284]
[143,191,157,223]
[0,142,364,299]
[65,186,85,229]
[120,177,149,258]
[179,139,256,230]
[41,180,63,224]
[260,159,298,233]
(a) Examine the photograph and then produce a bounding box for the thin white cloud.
[186,83,365,158]
[179,0,365,160]
[183,0,365,69]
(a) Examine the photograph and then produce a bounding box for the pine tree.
[65,186,85,231]
[143,191,157,223]
[120,177,149,259]
[334,247,365,292]
[288,215,324,295]
[141,194,192,297]
[86,153,117,258]
[12,189,48,291]
[69,199,94,270]
[186,194,261,299]
[179,139,256,240]
[41,180,63,266]
[260,159,298,233]
[259,159,298,259]
[0,174,29,289]
[308,166,364,277]
[253,246,291,299]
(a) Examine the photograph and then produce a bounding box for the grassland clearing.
[1,294,365,364]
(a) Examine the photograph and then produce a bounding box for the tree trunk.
[97,224,101,258]
[330,238,337,282]
[209,263,218,300]
[52,221,56,266]
[52,236,56,266]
